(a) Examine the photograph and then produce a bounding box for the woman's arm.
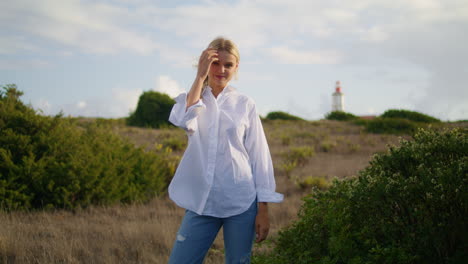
[243,102,283,242]
[255,202,270,243]
[186,48,218,110]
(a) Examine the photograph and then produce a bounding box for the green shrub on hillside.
[297,176,329,191]
[325,111,358,121]
[127,91,175,128]
[354,117,419,134]
[265,111,304,121]
[283,146,315,167]
[255,128,467,264]
[0,85,176,210]
[381,109,440,123]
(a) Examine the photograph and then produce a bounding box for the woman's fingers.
[255,225,269,243]
[201,49,218,62]
[197,49,218,79]
[255,215,270,243]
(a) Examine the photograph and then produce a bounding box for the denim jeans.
[168,199,257,264]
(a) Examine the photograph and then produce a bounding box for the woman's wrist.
[194,75,205,84]
[258,202,268,213]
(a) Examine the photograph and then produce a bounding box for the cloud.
[35,88,143,118]
[76,101,86,109]
[268,46,343,64]
[1,0,159,55]
[32,98,52,114]
[0,35,38,54]
[0,59,50,70]
[111,87,142,116]
[153,75,185,98]
[3,0,468,120]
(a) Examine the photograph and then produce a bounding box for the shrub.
[325,111,358,121]
[347,143,361,152]
[297,176,330,190]
[162,137,187,151]
[381,109,440,123]
[283,146,315,167]
[0,85,176,210]
[355,117,419,134]
[127,91,175,128]
[281,161,297,179]
[280,134,292,146]
[265,111,304,121]
[320,140,337,152]
[259,128,467,264]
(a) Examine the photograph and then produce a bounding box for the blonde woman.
[168,37,283,264]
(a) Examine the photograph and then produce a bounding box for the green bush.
[265,111,304,121]
[0,85,176,210]
[297,176,330,191]
[355,117,419,134]
[283,146,315,167]
[280,134,292,146]
[320,140,337,152]
[127,91,175,128]
[257,128,467,264]
[381,109,441,123]
[325,111,358,121]
[162,137,187,152]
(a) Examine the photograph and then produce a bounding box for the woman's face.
[208,50,238,90]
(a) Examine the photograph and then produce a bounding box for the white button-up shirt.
[168,85,283,217]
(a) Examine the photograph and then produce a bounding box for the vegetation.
[254,128,467,264]
[2,84,467,263]
[283,146,315,167]
[0,85,176,210]
[127,91,175,128]
[265,111,304,121]
[354,118,419,134]
[325,111,358,121]
[296,176,329,190]
[323,109,441,135]
[381,109,441,123]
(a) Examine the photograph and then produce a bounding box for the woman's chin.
[210,80,227,89]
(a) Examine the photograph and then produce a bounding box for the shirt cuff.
[256,189,284,203]
[183,99,205,134]
[185,99,205,117]
[169,93,206,132]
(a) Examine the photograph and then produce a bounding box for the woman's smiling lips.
[215,75,225,79]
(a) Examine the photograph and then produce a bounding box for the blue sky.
[1,0,467,121]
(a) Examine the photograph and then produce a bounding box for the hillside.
[1,118,465,263]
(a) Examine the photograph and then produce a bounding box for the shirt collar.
[204,84,236,98]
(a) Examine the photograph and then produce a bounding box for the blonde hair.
[203,37,240,87]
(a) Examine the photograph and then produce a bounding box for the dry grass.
[1,119,407,263]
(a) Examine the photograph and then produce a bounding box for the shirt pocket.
[218,111,248,154]
[228,140,253,183]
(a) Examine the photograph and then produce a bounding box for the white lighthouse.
[332,81,344,112]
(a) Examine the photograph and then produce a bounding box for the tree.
[265,111,304,121]
[127,91,175,128]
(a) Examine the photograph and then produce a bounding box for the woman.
[168,37,283,264]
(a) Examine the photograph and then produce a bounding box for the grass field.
[1,119,413,263]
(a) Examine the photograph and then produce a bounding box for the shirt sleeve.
[169,92,206,134]
[244,102,284,203]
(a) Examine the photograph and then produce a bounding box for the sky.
[1,0,467,121]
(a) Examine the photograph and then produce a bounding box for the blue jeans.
[168,200,257,264]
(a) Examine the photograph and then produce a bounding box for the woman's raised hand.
[186,49,218,109]
[197,48,218,80]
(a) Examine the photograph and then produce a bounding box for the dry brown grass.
[1,119,405,263]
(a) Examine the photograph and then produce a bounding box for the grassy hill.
[1,118,466,263]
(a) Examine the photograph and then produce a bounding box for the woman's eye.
[212,61,219,65]
[225,64,233,68]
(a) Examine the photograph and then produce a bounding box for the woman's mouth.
[215,75,225,80]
